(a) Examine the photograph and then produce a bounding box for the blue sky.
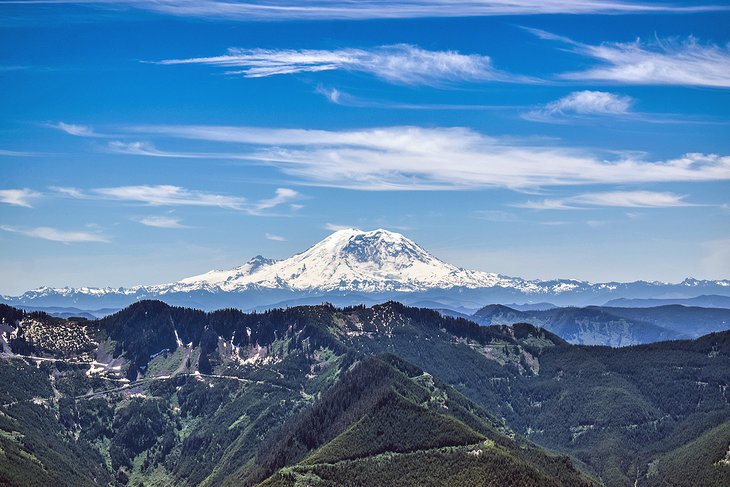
[1,0,729,294]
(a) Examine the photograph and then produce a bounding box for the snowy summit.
[176,228,515,293]
[3,228,728,311]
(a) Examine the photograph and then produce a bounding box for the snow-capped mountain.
[2,228,729,312]
[175,228,535,293]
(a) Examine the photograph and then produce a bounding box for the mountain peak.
[4,227,730,309]
[322,227,406,243]
[328,226,363,234]
[246,255,276,271]
[169,228,505,294]
[310,228,434,266]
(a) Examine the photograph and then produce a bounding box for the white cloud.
[108,141,172,156]
[518,191,697,210]
[56,184,298,215]
[265,233,286,241]
[324,223,356,231]
[531,30,730,88]
[93,185,247,210]
[107,140,231,158]
[154,44,517,85]
[316,85,511,110]
[108,140,256,160]
[539,220,570,226]
[253,188,299,213]
[318,86,343,104]
[524,91,634,122]
[0,225,109,243]
[0,149,38,157]
[15,1,723,20]
[52,186,85,198]
[0,188,41,208]
[517,198,577,210]
[50,122,98,137]
[124,124,730,191]
[573,191,696,207]
[138,216,188,228]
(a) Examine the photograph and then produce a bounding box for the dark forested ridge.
[0,300,728,486]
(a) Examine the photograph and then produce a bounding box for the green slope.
[1,301,729,487]
[0,361,113,487]
[644,419,730,487]
[301,389,485,465]
[255,355,597,487]
[264,443,587,487]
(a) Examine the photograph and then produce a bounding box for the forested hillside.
[1,301,728,486]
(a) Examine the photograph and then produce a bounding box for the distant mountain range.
[604,294,730,309]
[470,303,730,346]
[2,228,729,312]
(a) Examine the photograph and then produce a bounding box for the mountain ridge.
[471,303,730,346]
[3,228,728,311]
[1,300,728,486]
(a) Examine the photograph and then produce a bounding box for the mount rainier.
[3,228,728,313]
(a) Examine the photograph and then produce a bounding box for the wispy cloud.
[154,44,519,86]
[108,140,208,158]
[523,91,634,122]
[318,86,345,104]
[316,86,514,110]
[0,149,39,157]
[324,223,355,231]
[121,124,730,191]
[107,140,254,160]
[0,225,109,243]
[93,185,247,209]
[58,184,298,215]
[0,65,31,72]
[265,233,286,241]
[0,188,41,208]
[7,1,723,21]
[517,191,697,210]
[138,215,188,228]
[530,30,730,88]
[539,220,570,226]
[51,186,85,198]
[253,188,299,213]
[49,121,99,137]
